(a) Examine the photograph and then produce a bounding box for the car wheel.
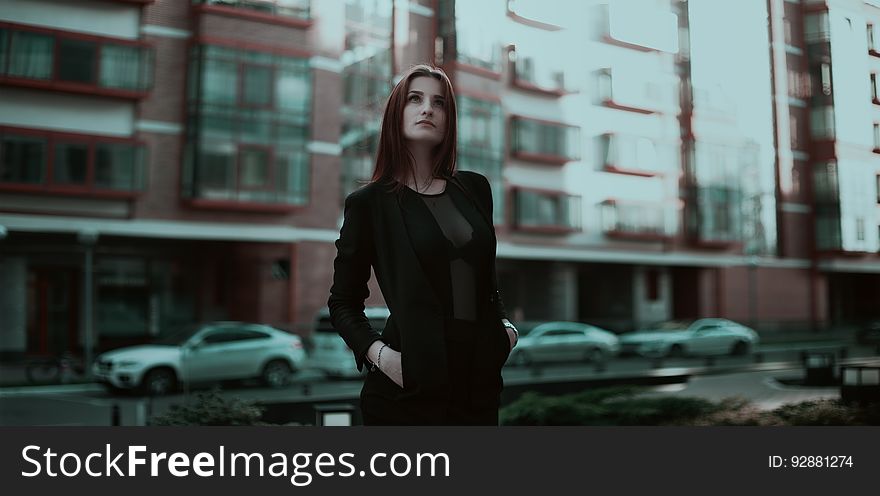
[511,350,531,367]
[584,347,605,363]
[667,344,685,358]
[730,341,750,356]
[262,360,292,388]
[141,368,177,396]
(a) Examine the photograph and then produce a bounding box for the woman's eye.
[433,100,444,108]
[408,95,421,103]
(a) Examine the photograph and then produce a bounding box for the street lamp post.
[78,229,99,379]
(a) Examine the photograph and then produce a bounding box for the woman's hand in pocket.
[380,348,404,388]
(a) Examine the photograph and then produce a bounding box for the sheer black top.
[398,181,494,323]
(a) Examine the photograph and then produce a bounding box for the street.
[2,342,877,426]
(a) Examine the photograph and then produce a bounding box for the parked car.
[309,306,390,378]
[93,322,306,395]
[856,320,880,346]
[507,321,620,367]
[618,318,759,357]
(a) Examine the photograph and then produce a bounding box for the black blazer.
[328,170,508,400]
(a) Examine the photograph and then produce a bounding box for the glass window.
[516,190,580,230]
[856,217,866,242]
[874,123,880,150]
[0,29,7,75]
[869,23,876,51]
[100,44,147,90]
[95,143,145,191]
[243,64,273,106]
[873,73,879,101]
[276,149,309,204]
[804,13,830,42]
[202,58,238,104]
[54,143,89,185]
[810,106,835,139]
[512,119,579,160]
[240,147,269,188]
[197,144,235,192]
[598,69,613,102]
[58,39,97,84]
[96,257,149,337]
[0,135,46,184]
[8,31,53,79]
[276,65,310,112]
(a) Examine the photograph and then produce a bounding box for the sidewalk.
[0,360,92,388]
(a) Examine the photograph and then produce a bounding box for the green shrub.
[500,387,720,426]
[151,389,265,426]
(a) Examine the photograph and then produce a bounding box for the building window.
[510,45,565,94]
[816,207,841,250]
[876,174,880,203]
[597,68,613,102]
[790,115,799,149]
[0,23,153,94]
[457,96,504,223]
[784,18,793,45]
[513,188,581,233]
[54,143,89,185]
[241,64,274,107]
[510,116,580,164]
[194,0,311,20]
[813,161,839,203]
[869,23,876,51]
[804,12,830,43]
[0,128,145,194]
[600,133,663,175]
[453,1,502,72]
[185,44,311,206]
[687,185,742,243]
[0,135,45,184]
[856,217,866,242]
[58,39,97,84]
[874,124,880,151]
[873,73,879,102]
[810,106,835,139]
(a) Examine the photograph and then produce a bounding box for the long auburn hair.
[370,64,458,192]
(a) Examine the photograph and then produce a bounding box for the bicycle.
[25,352,86,384]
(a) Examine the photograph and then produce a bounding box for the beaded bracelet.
[376,344,388,371]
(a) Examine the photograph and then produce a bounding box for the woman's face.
[401,76,446,147]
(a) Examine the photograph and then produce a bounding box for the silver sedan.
[508,321,620,367]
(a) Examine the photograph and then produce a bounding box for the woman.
[328,64,518,425]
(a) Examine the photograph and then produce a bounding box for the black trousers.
[361,317,507,426]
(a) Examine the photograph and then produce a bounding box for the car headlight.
[117,361,140,368]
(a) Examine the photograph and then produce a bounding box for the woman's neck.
[405,144,440,191]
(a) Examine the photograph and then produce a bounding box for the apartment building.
[1,0,877,362]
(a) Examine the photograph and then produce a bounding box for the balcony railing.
[513,188,581,233]
[600,199,670,240]
[510,116,580,164]
[194,0,310,20]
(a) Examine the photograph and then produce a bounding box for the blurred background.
[1,0,879,425]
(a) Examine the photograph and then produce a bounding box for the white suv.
[93,322,306,395]
[309,307,390,378]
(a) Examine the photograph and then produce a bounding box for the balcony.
[510,116,580,165]
[193,0,312,28]
[508,46,568,97]
[512,187,581,234]
[599,133,666,177]
[0,127,146,198]
[0,22,153,100]
[600,199,670,241]
[683,185,743,248]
